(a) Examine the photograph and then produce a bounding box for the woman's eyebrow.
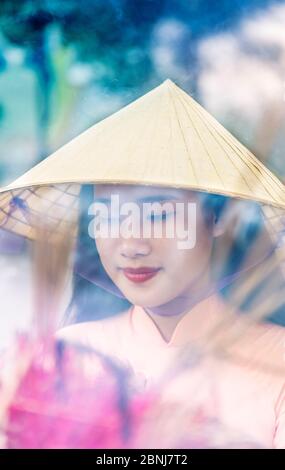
[137,195,181,203]
[95,195,181,204]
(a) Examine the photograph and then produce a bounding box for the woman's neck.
[144,267,214,343]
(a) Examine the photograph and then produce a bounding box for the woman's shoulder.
[210,295,285,376]
[223,314,285,376]
[56,306,133,349]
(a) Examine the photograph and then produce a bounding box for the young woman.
[58,182,285,448]
[1,79,284,447]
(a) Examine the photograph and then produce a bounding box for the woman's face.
[93,184,218,308]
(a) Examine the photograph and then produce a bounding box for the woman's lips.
[121,267,161,284]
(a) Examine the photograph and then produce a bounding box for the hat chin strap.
[212,244,278,297]
[75,245,278,309]
[75,262,127,299]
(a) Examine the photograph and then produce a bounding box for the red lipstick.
[121,267,161,283]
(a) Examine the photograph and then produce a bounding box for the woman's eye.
[95,211,176,224]
[147,211,175,222]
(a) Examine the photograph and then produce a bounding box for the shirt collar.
[129,293,229,348]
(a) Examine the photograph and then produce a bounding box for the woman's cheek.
[96,239,115,269]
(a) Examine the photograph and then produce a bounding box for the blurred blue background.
[0,0,285,185]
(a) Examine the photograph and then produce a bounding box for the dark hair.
[200,192,285,324]
[64,184,131,325]
[64,185,285,326]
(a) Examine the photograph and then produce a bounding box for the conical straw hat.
[0,79,284,241]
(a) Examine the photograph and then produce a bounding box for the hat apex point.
[163,78,175,86]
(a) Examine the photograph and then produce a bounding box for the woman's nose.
[119,238,151,259]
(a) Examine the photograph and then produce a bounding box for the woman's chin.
[120,289,172,309]
[116,274,174,308]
